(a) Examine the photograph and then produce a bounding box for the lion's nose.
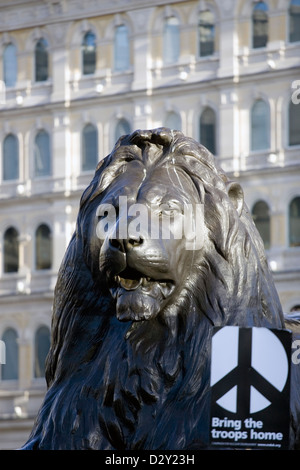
[109,235,144,252]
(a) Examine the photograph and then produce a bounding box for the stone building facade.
[0,0,299,449]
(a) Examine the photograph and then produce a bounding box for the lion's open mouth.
[113,266,175,299]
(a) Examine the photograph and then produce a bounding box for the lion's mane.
[23,128,290,450]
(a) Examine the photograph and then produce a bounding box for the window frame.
[199,106,217,155]
[252,1,269,49]
[163,16,180,65]
[35,38,49,82]
[81,123,99,172]
[3,226,19,274]
[34,129,51,178]
[288,0,300,43]
[35,223,52,271]
[114,24,130,72]
[198,9,215,57]
[250,99,270,152]
[34,325,50,379]
[288,100,300,147]
[114,118,131,144]
[252,200,271,250]
[2,133,19,182]
[82,30,97,76]
[1,328,19,381]
[165,111,182,131]
[3,42,17,88]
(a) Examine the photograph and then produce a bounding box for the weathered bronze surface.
[22,128,300,450]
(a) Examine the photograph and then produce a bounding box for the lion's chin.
[110,282,175,322]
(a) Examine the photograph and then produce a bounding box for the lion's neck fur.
[28,276,213,450]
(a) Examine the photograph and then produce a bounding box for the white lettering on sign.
[210,327,289,414]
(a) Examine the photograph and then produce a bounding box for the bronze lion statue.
[23,128,300,450]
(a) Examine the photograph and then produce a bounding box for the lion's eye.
[159,202,183,217]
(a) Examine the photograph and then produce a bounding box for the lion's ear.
[226,181,244,217]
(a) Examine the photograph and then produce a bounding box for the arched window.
[3,43,17,87]
[1,328,18,380]
[35,224,52,270]
[34,326,50,378]
[34,130,51,177]
[163,16,180,65]
[82,123,98,172]
[289,197,300,247]
[165,111,181,131]
[252,200,270,249]
[199,107,216,155]
[35,38,48,82]
[82,31,96,75]
[198,10,215,57]
[289,0,300,43]
[114,24,130,71]
[115,118,131,142]
[252,1,268,48]
[289,101,300,146]
[3,134,19,181]
[251,99,270,151]
[4,227,19,273]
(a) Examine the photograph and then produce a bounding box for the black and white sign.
[210,327,291,449]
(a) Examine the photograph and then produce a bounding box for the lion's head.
[80,127,284,327]
[23,128,287,450]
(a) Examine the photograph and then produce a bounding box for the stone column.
[217,3,238,80]
[18,336,31,390]
[51,23,70,104]
[219,88,239,168]
[128,7,153,93]
[217,2,240,167]
[52,112,71,192]
[127,8,153,130]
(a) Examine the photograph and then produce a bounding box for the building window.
[82,123,98,172]
[4,227,19,273]
[252,1,268,48]
[289,101,300,146]
[289,197,300,247]
[34,130,51,177]
[115,118,131,142]
[199,107,216,155]
[252,200,270,249]
[114,24,130,71]
[34,326,50,378]
[289,0,300,43]
[3,134,19,181]
[35,224,52,270]
[198,10,215,57]
[251,99,270,151]
[3,43,17,87]
[163,16,180,65]
[35,38,49,82]
[82,31,96,75]
[1,328,18,380]
[165,111,181,131]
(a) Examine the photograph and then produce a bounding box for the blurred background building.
[0,0,299,449]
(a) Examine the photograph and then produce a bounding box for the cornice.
[0,0,184,32]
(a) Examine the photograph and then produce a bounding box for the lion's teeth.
[119,277,142,290]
